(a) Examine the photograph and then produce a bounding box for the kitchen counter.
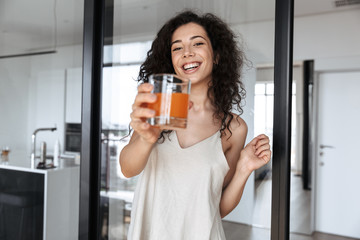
[0,161,67,173]
[0,160,80,240]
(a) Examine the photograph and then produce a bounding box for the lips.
[182,62,200,71]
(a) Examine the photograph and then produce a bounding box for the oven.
[64,123,81,153]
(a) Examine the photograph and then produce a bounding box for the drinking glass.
[147,74,191,129]
[1,146,10,164]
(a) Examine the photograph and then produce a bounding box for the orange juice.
[148,92,189,119]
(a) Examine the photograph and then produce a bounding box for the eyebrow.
[171,35,206,46]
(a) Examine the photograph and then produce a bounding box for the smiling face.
[171,22,215,86]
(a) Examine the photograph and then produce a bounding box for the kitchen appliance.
[65,123,81,153]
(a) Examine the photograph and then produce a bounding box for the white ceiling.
[0,0,359,57]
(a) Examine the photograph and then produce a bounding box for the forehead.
[171,22,209,41]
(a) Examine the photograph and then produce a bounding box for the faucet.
[31,127,57,168]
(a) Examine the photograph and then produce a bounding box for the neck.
[189,81,214,112]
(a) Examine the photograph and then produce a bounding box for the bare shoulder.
[223,113,248,149]
[230,113,247,139]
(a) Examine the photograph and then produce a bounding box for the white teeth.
[183,62,200,70]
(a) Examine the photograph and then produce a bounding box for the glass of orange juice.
[147,74,191,129]
[1,146,10,164]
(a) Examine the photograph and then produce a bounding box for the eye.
[194,42,204,46]
[172,47,182,52]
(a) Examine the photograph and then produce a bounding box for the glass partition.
[0,0,84,166]
[289,0,360,239]
[0,0,83,238]
[98,1,278,239]
[95,1,360,238]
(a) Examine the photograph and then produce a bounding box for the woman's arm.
[119,83,161,178]
[220,118,271,218]
[219,163,252,218]
[120,132,157,178]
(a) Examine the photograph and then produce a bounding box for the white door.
[316,71,360,238]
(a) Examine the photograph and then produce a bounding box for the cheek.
[209,50,215,61]
[201,49,213,61]
[171,55,181,68]
[171,54,176,64]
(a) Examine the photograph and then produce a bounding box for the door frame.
[79,0,105,239]
[271,0,294,239]
[79,0,294,240]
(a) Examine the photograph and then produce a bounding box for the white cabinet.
[0,164,80,240]
[65,68,82,123]
[45,166,80,240]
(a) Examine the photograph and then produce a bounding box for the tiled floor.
[252,171,312,234]
[223,170,359,240]
[222,221,359,240]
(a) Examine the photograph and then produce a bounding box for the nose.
[182,47,194,58]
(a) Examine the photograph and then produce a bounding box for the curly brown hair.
[138,10,246,139]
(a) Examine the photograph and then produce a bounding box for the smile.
[183,62,200,71]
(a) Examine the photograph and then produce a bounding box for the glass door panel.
[99,1,276,239]
[0,0,84,239]
[290,1,360,239]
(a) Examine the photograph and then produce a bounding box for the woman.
[120,10,271,240]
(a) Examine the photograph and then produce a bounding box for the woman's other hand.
[237,134,271,173]
[130,83,161,144]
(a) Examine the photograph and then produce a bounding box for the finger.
[140,121,151,130]
[255,138,270,149]
[255,134,269,142]
[131,121,160,143]
[132,93,157,110]
[138,83,154,93]
[258,150,271,162]
[130,120,154,134]
[256,133,269,139]
[130,107,156,120]
[249,135,265,147]
[130,119,146,130]
[248,136,260,146]
[255,144,271,155]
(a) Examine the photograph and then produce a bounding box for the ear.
[213,54,219,65]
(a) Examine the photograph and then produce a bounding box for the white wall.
[0,57,31,162]
[0,44,82,166]
[294,9,360,61]
[234,9,360,64]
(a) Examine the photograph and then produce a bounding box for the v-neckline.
[174,130,220,150]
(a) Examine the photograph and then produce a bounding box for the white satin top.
[128,130,230,240]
